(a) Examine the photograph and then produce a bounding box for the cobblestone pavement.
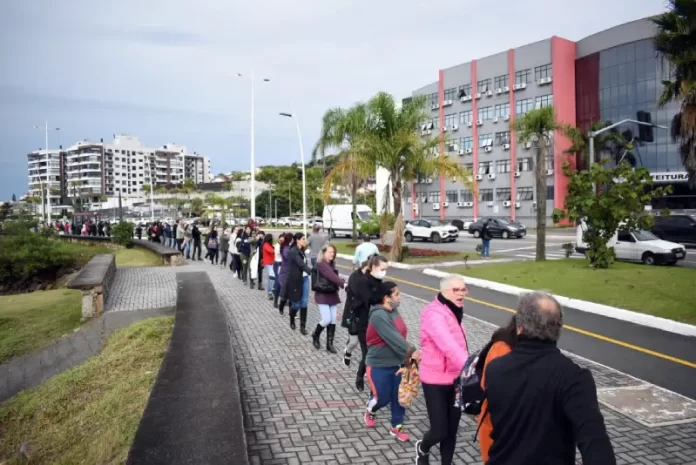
[117,261,696,464]
[106,267,177,312]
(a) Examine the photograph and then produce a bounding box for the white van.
[575,220,687,266]
[323,204,373,238]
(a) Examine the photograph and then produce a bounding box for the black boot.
[289,309,297,330]
[249,279,255,288]
[299,307,308,335]
[258,281,264,291]
[273,293,279,309]
[312,324,324,349]
[326,324,337,354]
[278,299,286,315]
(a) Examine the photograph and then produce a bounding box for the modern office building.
[403,18,693,224]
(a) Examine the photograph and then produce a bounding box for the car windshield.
[496,219,510,226]
[429,220,448,227]
[633,229,660,241]
[357,211,372,220]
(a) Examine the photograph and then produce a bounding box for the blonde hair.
[317,243,337,263]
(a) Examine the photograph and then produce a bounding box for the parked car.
[405,219,459,243]
[468,218,526,239]
[281,217,303,227]
[651,214,696,246]
[451,218,477,231]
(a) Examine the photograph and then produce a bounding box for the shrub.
[359,219,380,237]
[561,242,575,258]
[112,221,134,247]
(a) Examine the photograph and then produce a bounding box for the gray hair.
[516,292,563,341]
[440,275,465,292]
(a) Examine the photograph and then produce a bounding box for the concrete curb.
[422,268,696,337]
[336,253,417,270]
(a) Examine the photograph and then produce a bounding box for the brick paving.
[106,267,177,312]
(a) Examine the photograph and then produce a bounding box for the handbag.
[397,360,420,408]
[311,266,339,294]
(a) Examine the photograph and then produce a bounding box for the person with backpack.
[219,228,231,268]
[311,243,345,353]
[206,227,220,264]
[239,225,253,285]
[416,276,469,465]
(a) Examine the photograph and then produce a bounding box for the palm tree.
[564,121,628,170]
[514,106,572,261]
[653,0,696,188]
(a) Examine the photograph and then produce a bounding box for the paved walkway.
[104,262,696,463]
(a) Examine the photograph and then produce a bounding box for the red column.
[438,69,446,220]
[508,49,517,221]
[471,60,479,219]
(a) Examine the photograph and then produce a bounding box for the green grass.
[114,247,162,267]
[0,317,174,465]
[0,289,83,364]
[450,260,696,324]
[331,242,486,264]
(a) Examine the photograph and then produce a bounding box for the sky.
[0,0,666,200]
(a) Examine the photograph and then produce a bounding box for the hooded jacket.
[365,305,415,368]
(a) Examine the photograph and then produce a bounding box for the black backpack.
[454,340,494,416]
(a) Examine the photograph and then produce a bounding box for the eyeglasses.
[450,287,468,294]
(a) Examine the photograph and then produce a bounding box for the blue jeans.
[366,366,405,427]
[481,239,491,257]
[318,304,337,327]
[273,262,281,295]
[185,241,191,257]
[291,275,310,310]
[265,264,274,295]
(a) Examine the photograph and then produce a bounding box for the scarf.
[437,292,463,325]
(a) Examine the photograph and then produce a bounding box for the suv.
[468,218,526,239]
[652,214,696,245]
[405,219,459,243]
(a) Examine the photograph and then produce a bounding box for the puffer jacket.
[419,295,469,385]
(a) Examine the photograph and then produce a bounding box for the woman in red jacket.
[262,234,276,300]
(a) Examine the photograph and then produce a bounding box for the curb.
[337,253,417,269]
[422,268,696,337]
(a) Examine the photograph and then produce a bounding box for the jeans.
[184,240,191,257]
[481,239,491,257]
[176,238,183,251]
[192,241,202,260]
[366,366,405,428]
[265,264,274,295]
[273,262,281,295]
[420,383,462,465]
[208,248,219,264]
[291,275,310,310]
[240,254,250,281]
[317,304,337,327]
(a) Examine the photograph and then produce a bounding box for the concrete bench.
[132,239,183,267]
[68,254,116,320]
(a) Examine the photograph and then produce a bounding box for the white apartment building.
[26,149,62,214]
[184,153,212,184]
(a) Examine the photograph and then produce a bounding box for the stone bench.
[68,254,116,320]
[132,239,183,267]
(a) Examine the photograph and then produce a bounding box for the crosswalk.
[515,252,585,260]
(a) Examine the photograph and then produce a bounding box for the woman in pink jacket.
[415,275,469,465]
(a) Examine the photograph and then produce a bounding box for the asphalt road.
[335,257,696,401]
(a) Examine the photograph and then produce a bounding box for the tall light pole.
[280,111,307,236]
[145,157,155,222]
[236,72,270,220]
[33,123,60,223]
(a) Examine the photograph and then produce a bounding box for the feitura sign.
[650,171,688,183]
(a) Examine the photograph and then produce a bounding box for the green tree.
[0,202,11,221]
[564,121,628,170]
[555,160,671,268]
[653,0,696,188]
[189,198,205,216]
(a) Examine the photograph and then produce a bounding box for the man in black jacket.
[485,292,615,465]
[191,223,202,260]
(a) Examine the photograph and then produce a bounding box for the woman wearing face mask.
[364,281,419,443]
[347,254,389,392]
[282,232,312,334]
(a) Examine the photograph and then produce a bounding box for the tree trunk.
[535,141,548,261]
[391,211,405,263]
[351,173,358,241]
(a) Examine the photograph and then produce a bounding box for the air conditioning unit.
[457,201,464,207]
[443,126,448,132]
[467,121,473,128]
[461,95,472,102]
[465,148,473,154]
[524,141,532,149]
[431,103,439,110]
[546,169,554,176]
[475,92,482,99]
[503,200,512,208]
[515,202,521,209]
[493,117,499,123]
[503,86,510,93]
[514,171,521,178]
[464,201,474,207]
[458,149,465,156]
[538,77,552,85]
[496,88,503,95]
[503,143,511,150]
[451,124,459,131]
[406,197,412,204]
[514,82,527,91]
[426,178,433,184]
[477,120,483,126]
[486,90,493,97]
[488,173,496,180]
[443,99,453,106]
[504,115,510,122]
[442,202,449,208]
[433,202,440,210]
[475,174,483,181]
[484,146,493,153]
[420,130,427,136]
[487,201,494,207]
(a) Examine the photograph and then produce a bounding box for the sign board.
[650,172,689,183]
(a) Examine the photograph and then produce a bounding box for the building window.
[444,113,457,128]
[494,103,510,118]
[547,185,555,200]
[477,79,492,93]
[458,84,472,98]
[495,131,511,145]
[534,64,552,80]
[496,160,511,173]
[459,189,473,202]
[479,188,494,202]
[478,106,493,120]
[516,98,534,115]
[478,133,493,148]
[535,94,553,109]
[459,110,473,124]
[494,74,509,89]
[428,190,441,203]
[546,156,555,170]
[446,190,458,203]
[518,157,532,172]
[429,92,438,107]
[496,187,512,201]
[464,163,474,172]
[431,116,439,129]
[478,161,492,174]
[444,88,456,101]
[460,136,473,150]
[517,186,534,200]
[515,69,531,84]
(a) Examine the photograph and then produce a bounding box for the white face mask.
[372,270,387,280]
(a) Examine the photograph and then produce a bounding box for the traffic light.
[637,111,654,142]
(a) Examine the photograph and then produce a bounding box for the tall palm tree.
[514,106,572,261]
[653,0,696,188]
[564,121,628,170]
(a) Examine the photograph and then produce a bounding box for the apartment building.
[26,149,62,214]
[184,153,212,184]
[403,18,690,223]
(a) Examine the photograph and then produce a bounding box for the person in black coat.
[281,232,312,335]
[191,223,202,260]
[484,291,615,465]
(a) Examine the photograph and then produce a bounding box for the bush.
[112,221,134,247]
[359,219,380,237]
[561,242,575,258]
[0,234,74,293]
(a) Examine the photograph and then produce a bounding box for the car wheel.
[641,252,656,266]
[431,232,441,244]
[405,232,413,242]
[502,231,509,239]
[473,230,480,238]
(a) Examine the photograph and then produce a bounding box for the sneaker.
[364,409,376,428]
[390,425,409,442]
[415,440,430,464]
[343,349,351,367]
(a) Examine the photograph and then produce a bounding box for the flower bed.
[343,243,459,258]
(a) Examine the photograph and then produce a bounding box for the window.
[516,98,533,115]
[478,133,493,147]
[495,131,511,145]
[446,190,458,202]
[459,110,473,124]
[534,64,552,80]
[494,74,509,89]
[444,88,456,101]
[545,156,555,170]
[479,189,494,202]
[464,163,474,172]
[444,113,457,128]
[496,160,511,173]
[515,69,531,84]
[496,188,512,201]
[535,94,553,109]
[547,185,555,200]
[478,161,492,174]
[478,106,493,120]
[517,186,534,200]
[428,190,441,203]
[460,136,473,150]
[477,79,492,93]
[458,84,472,98]
[459,189,473,202]
[429,92,438,107]
[432,116,439,129]
[494,103,510,118]
[518,157,532,172]
[617,230,635,242]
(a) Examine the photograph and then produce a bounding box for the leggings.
[356,331,368,381]
[345,334,360,353]
[220,251,229,266]
[317,304,337,327]
[366,366,404,428]
[420,383,462,465]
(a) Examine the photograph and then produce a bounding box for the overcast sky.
[0,0,665,199]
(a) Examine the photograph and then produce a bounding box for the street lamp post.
[33,123,60,223]
[280,111,307,236]
[145,159,155,222]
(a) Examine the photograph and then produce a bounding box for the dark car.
[468,218,526,239]
[652,214,696,245]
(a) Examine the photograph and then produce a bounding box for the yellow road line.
[336,264,696,369]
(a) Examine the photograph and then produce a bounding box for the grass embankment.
[0,317,174,465]
[451,260,696,324]
[58,241,162,267]
[0,289,82,364]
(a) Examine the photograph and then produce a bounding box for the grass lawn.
[331,241,489,264]
[114,247,162,267]
[450,260,696,324]
[0,317,174,465]
[0,289,82,364]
